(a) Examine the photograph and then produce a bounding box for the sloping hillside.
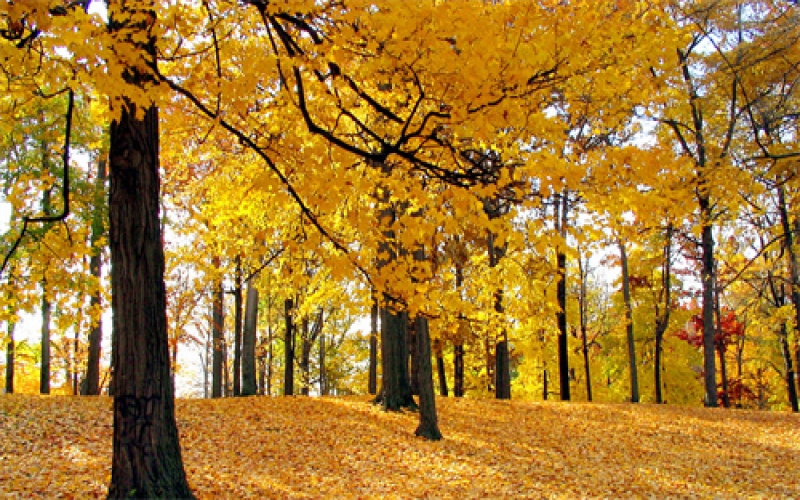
[1,395,798,498]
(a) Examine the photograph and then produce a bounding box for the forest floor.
[1,394,798,498]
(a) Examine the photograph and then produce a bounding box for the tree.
[104,1,193,496]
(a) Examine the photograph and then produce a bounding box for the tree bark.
[654,224,673,404]
[619,241,640,403]
[106,10,193,490]
[283,298,294,396]
[556,194,570,401]
[408,317,420,396]
[413,314,442,440]
[40,288,51,395]
[453,343,464,397]
[577,255,592,402]
[211,263,224,399]
[777,187,800,398]
[5,321,14,394]
[368,300,378,395]
[240,282,258,396]
[84,160,107,396]
[779,325,799,412]
[435,338,448,397]
[232,262,243,396]
[378,306,415,410]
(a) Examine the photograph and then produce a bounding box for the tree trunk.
[619,240,640,403]
[283,298,294,396]
[40,288,51,395]
[777,187,800,398]
[578,256,592,402]
[435,338,448,397]
[542,368,548,400]
[211,266,224,399]
[84,160,106,396]
[556,194,571,401]
[414,314,442,440]
[779,325,799,412]
[378,306,415,410]
[654,224,673,404]
[699,196,718,407]
[240,282,258,396]
[106,8,193,490]
[232,262,243,396]
[319,330,327,396]
[453,343,464,398]
[368,300,378,395]
[5,321,14,394]
[300,318,311,396]
[408,317,420,396]
[488,225,510,400]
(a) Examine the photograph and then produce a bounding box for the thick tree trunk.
[241,282,258,396]
[453,343,464,397]
[84,160,106,396]
[5,321,14,394]
[232,263,243,396]
[211,268,224,399]
[414,315,442,440]
[619,241,640,403]
[488,228,510,400]
[106,53,193,497]
[368,301,378,395]
[283,298,294,396]
[378,306,415,410]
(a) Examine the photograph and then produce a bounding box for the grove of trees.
[1,0,798,497]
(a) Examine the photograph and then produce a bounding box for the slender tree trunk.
[556,194,571,401]
[241,282,258,396]
[300,318,311,396]
[211,264,224,399]
[40,288,51,395]
[414,314,442,440]
[453,262,465,398]
[699,197,718,407]
[578,255,592,402]
[319,330,327,396]
[106,5,193,491]
[435,339,448,397]
[408,318,420,396]
[266,306,273,396]
[714,289,730,408]
[619,241,640,403]
[232,262,243,396]
[5,321,14,394]
[283,298,294,396]
[542,368,548,400]
[777,187,800,397]
[368,301,378,395]
[453,343,464,398]
[84,160,106,396]
[487,221,510,399]
[779,325,799,412]
[654,224,673,404]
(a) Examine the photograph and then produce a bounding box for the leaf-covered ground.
[1,395,798,498]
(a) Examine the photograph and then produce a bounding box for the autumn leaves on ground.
[1,395,798,499]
